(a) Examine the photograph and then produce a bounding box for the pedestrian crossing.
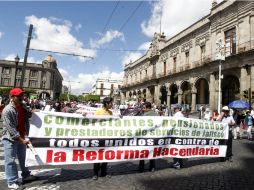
[0,142,61,189]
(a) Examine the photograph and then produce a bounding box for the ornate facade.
[0,55,63,99]
[121,0,254,112]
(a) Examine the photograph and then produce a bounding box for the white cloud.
[138,42,151,51]
[0,32,3,39]
[141,0,223,38]
[4,54,41,63]
[59,68,124,95]
[121,41,150,67]
[121,52,143,67]
[90,30,124,48]
[25,15,96,62]
[75,23,82,32]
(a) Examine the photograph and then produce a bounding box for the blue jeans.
[2,139,30,184]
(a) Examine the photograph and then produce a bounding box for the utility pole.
[20,24,33,88]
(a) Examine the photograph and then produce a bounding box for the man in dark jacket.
[2,88,38,189]
[139,102,159,172]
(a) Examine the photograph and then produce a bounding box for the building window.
[30,70,38,77]
[101,83,104,89]
[41,81,46,88]
[185,52,189,65]
[3,68,10,75]
[164,61,166,75]
[2,78,10,86]
[201,45,206,62]
[41,72,46,80]
[16,69,22,76]
[15,79,21,87]
[100,89,103,96]
[225,28,236,56]
[173,57,177,73]
[29,80,37,88]
[145,70,147,77]
[140,71,142,81]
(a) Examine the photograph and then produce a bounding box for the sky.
[0,0,223,95]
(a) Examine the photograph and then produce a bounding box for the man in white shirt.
[216,106,235,162]
[204,108,211,121]
[172,104,184,169]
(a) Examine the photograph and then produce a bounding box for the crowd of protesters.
[199,106,254,141]
[1,87,254,188]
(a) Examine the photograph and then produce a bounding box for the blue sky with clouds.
[0,0,221,95]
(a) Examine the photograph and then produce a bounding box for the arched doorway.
[142,89,146,102]
[128,91,132,100]
[39,91,50,99]
[181,81,192,105]
[160,85,167,105]
[222,75,240,105]
[170,84,178,104]
[195,78,209,104]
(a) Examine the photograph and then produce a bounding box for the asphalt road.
[0,120,254,190]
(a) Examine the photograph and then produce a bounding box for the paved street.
[0,121,254,190]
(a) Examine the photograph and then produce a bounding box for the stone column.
[250,11,254,48]
[240,67,248,93]
[154,84,161,107]
[126,91,130,101]
[191,87,197,112]
[199,79,206,104]
[120,92,126,104]
[146,87,152,103]
[178,89,183,104]
[251,65,254,91]
[209,74,217,112]
[166,83,171,109]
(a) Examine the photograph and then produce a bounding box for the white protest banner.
[26,112,228,166]
[75,105,120,116]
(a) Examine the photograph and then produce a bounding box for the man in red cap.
[1,88,38,189]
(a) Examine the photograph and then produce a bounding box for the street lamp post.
[218,59,222,113]
[14,55,20,87]
[216,39,225,114]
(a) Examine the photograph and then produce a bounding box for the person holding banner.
[139,102,159,172]
[92,97,113,180]
[172,104,185,169]
[216,106,235,162]
[1,88,38,189]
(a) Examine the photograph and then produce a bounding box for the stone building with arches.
[0,55,62,99]
[121,0,254,112]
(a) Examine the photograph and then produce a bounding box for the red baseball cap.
[9,88,25,97]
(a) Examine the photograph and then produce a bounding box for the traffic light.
[243,90,248,98]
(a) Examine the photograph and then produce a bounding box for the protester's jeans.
[247,126,253,139]
[2,139,30,184]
